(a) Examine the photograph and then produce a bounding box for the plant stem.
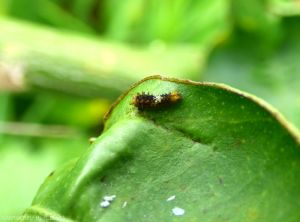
[0,17,205,99]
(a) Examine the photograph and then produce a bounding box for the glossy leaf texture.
[18,76,300,222]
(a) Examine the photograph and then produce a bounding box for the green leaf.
[104,0,231,45]
[0,0,9,15]
[231,0,281,49]
[0,137,86,218]
[18,76,300,221]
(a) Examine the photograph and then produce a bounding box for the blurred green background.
[0,0,300,217]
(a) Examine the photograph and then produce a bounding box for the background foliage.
[0,0,300,217]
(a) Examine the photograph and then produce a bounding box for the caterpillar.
[131,91,181,110]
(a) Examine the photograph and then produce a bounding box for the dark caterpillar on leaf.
[131,91,181,110]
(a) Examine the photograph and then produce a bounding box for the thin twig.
[0,121,81,138]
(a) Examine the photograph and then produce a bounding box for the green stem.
[0,17,205,99]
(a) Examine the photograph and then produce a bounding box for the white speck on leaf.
[166,195,176,201]
[122,201,127,208]
[103,195,116,202]
[100,200,110,208]
[172,207,185,216]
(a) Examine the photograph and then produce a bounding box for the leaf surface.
[19,76,300,222]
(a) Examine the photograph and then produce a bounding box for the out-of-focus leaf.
[7,0,40,21]
[0,93,11,121]
[7,0,93,33]
[0,93,12,141]
[103,0,143,42]
[71,0,97,23]
[269,0,300,16]
[5,0,231,47]
[202,17,300,129]
[20,93,110,128]
[0,0,9,15]
[37,0,94,34]
[231,0,281,49]
[104,0,231,45]
[0,137,86,217]
[18,76,300,221]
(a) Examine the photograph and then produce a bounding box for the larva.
[131,91,181,110]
